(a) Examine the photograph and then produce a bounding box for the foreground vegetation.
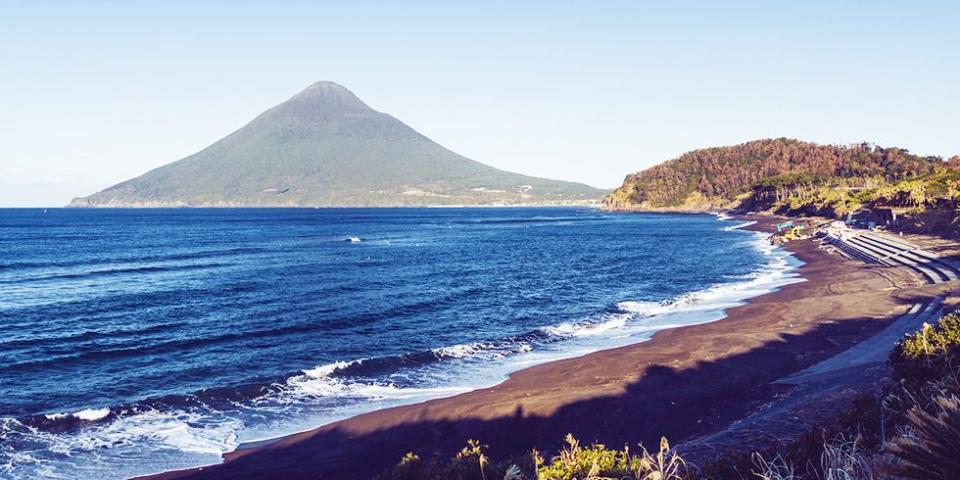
[377,312,960,479]
[377,434,688,480]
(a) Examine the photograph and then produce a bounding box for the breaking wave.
[0,212,803,479]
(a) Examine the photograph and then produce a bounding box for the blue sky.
[1,1,957,206]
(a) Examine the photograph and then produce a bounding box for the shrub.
[379,435,689,480]
[375,440,521,480]
[891,313,960,383]
[537,434,688,480]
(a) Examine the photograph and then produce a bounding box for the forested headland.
[605,138,960,233]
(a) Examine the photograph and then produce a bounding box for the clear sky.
[1,1,957,207]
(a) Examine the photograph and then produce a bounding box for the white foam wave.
[540,314,630,338]
[658,233,802,313]
[615,300,662,315]
[284,374,466,402]
[548,230,802,340]
[433,342,489,358]
[302,360,360,379]
[43,407,111,423]
[75,408,110,422]
[723,220,757,231]
[432,341,532,360]
[1,408,241,479]
[279,357,471,404]
[270,342,537,411]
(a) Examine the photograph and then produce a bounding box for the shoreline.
[137,215,946,480]
[179,214,792,455]
[133,216,818,480]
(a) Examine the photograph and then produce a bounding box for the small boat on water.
[345,237,362,243]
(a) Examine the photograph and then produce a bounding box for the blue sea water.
[0,208,802,479]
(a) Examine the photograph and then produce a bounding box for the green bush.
[537,434,687,480]
[375,440,528,480]
[378,434,689,480]
[891,312,960,382]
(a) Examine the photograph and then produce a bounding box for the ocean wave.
[432,340,534,360]
[0,247,265,272]
[723,220,757,231]
[301,360,360,379]
[0,263,231,285]
[43,408,111,423]
[0,217,804,479]
[615,300,664,315]
[0,408,242,479]
[562,232,801,337]
[539,314,630,338]
[10,230,799,416]
[280,371,468,404]
[6,229,801,463]
[446,216,589,226]
[292,230,802,402]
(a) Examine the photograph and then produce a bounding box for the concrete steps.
[861,233,960,280]
[824,235,880,264]
[824,231,957,284]
[844,236,943,283]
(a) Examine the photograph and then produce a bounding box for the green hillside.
[70,82,604,207]
[604,138,946,212]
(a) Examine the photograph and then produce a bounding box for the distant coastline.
[65,200,607,209]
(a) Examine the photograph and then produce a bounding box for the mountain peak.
[301,80,351,95]
[290,81,367,108]
[262,81,373,122]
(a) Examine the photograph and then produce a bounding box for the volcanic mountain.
[70,82,603,207]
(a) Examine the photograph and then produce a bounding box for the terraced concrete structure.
[794,230,957,382]
[824,230,960,284]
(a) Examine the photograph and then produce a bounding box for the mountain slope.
[71,82,603,207]
[604,138,945,211]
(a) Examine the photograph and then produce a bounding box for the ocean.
[0,207,802,479]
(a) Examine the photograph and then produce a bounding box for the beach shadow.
[149,298,933,480]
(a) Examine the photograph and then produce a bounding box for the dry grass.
[886,394,960,479]
[819,436,874,480]
[751,453,800,480]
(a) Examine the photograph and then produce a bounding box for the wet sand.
[139,216,952,480]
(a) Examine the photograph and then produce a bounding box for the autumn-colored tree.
[606,138,944,209]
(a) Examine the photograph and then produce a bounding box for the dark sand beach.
[139,216,956,480]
